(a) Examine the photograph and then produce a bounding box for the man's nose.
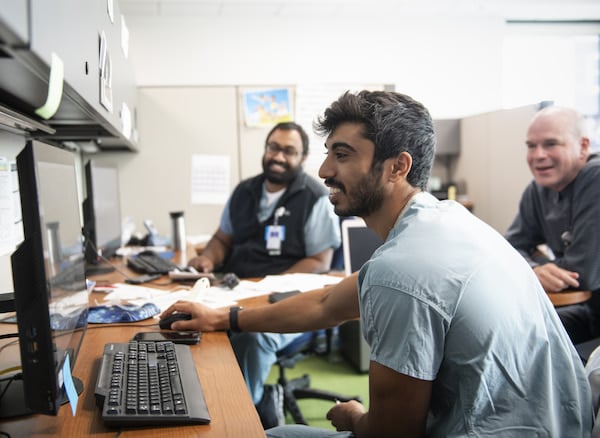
[529,144,547,160]
[318,154,333,179]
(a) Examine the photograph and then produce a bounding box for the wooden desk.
[547,290,592,307]
[0,252,264,437]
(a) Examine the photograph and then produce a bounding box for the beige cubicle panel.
[455,104,537,234]
[87,86,240,238]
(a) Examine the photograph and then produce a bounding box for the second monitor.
[82,160,122,275]
[339,217,383,373]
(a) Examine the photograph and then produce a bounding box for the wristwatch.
[229,306,244,332]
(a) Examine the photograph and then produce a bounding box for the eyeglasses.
[265,143,300,158]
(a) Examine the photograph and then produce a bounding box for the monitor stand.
[57,377,84,406]
[0,292,15,313]
[0,379,33,418]
[85,263,116,276]
[0,377,83,419]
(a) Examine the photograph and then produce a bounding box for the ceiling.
[119,0,600,21]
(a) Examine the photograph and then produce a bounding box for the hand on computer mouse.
[159,312,192,330]
[160,301,224,332]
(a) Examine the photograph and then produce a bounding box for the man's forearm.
[237,288,336,333]
[200,231,230,267]
[236,273,359,333]
[188,296,326,334]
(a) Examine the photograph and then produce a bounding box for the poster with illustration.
[243,88,292,127]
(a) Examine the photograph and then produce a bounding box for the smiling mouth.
[269,163,287,173]
[328,186,344,203]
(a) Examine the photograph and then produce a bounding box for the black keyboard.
[95,341,211,427]
[127,251,180,275]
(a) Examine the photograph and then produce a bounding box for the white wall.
[125,15,506,118]
[85,87,240,239]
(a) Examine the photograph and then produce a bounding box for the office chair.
[275,328,362,425]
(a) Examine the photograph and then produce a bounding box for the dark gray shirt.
[505,154,600,292]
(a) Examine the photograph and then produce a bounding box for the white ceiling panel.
[119,0,600,20]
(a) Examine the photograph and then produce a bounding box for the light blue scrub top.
[358,192,592,437]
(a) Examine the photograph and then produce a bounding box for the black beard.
[330,168,385,217]
[262,159,302,185]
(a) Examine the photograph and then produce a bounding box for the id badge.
[265,225,285,255]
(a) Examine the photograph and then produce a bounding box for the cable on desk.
[0,366,21,377]
[83,236,131,280]
[86,321,159,330]
[0,339,18,355]
[0,372,22,404]
[0,372,22,384]
[0,323,159,358]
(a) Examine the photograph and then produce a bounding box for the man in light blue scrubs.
[165,91,592,436]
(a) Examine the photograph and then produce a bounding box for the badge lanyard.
[265,206,288,255]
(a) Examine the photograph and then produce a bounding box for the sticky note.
[62,355,79,416]
[35,53,64,120]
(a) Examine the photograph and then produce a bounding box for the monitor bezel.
[83,160,122,264]
[341,217,384,276]
[9,139,87,416]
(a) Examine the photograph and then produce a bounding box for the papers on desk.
[248,273,343,293]
[93,283,237,311]
[115,246,170,257]
[93,274,343,312]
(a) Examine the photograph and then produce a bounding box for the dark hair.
[314,90,436,190]
[266,121,310,156]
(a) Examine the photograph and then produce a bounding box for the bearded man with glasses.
[188,121,341,428]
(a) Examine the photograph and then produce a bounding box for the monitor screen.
[83,160,121,274]
[2,140,87,418]
[341,217,383,276]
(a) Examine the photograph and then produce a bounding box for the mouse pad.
[87,302,160,324]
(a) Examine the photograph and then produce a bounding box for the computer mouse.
[222,272,240,289]
[159,312,192,330]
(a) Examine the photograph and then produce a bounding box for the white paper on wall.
[191,154,230,205]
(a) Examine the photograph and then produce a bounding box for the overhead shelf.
[0,0,138,151]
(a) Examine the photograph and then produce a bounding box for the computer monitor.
[339,218,383,373]
[341,217,383,276]
[1,140,87,418]
[82,160,122,274]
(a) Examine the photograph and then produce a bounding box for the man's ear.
[390,152,412,181]
[580,136,591,160]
